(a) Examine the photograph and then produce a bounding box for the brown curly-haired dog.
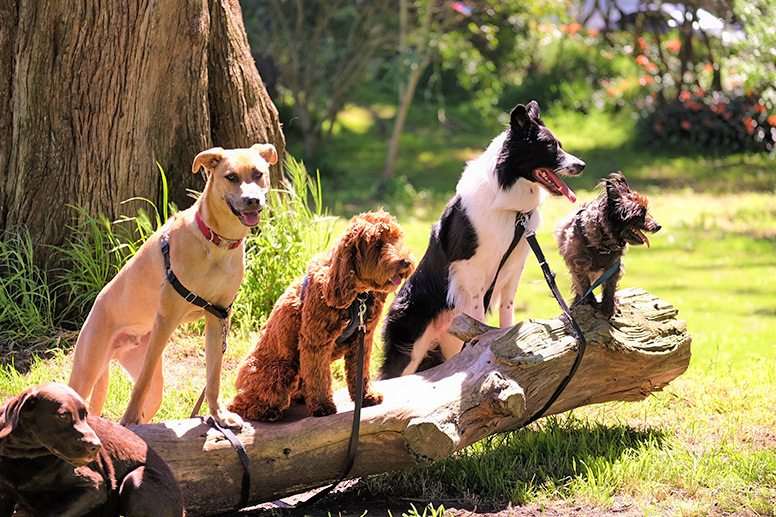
[228,210,415,421]
[554,172,661,317]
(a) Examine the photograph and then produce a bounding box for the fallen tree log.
[132,287,691,515]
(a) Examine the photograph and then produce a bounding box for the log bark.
[132,288,692,515]
[0,0,284,261]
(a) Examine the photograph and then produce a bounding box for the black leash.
[480,214,587,427]
[483,211,532,313]
[280,290,370,509]
[522,230,587,426]
[160,231,251,507]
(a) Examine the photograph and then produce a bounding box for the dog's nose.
[400,259,411,269]
[243,196,264,211]
[654,223,662,232]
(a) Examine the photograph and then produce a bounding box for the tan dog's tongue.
[242,212,260,226]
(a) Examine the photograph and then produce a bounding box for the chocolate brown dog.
[554,172,660,317]
[0,382,184,516]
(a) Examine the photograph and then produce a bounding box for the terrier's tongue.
[391,275,402,286]
[635,229,650,248]
[241,211,260,226]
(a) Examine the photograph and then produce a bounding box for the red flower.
[754,103,766,113]
[768,114,776,126]
[680,120,691,130]
[743,117,756,135]
[638,37,647,50]
[665,39,681,52]
[679,91,692,102]
[636,55,650,66]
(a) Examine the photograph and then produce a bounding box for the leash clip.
[356,294,368,331]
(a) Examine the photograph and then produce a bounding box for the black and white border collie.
[379,101,585,378]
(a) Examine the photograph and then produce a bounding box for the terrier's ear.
[251,143,278,165]
[323,232,359,309]
[192,147,225,173]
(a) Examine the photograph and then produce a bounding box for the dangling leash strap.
[283,279,371,508]
[160,232,250,507]
[522,230,587,426]
[483,211,532,313]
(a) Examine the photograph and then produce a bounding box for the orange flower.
[702,63,713,74]
[636,54,650,66]
[679,90,692,102]
[680,120,691,130]
[665,39,681,52]
[754,103,766,113]
[588,29,599,37]
[744,117,756,135]
[768,114,776,126]
[711,102,726,114]
[653,122,664,133]
[639,75,654,86]
[567,22,581,34]
[638,37,647,50]
[685,100,703,111]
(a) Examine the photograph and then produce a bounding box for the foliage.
[243,0,396,157]
[0,227,57,351]
[53,164,176,327]
[640,88,776,153]
[231,156,335,331]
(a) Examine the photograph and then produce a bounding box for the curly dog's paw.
[309,400,337,417]
[362,389,383,407]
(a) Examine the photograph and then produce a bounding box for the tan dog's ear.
[192,147,226,173]
[323,234,358,309]
[252,143,278,165]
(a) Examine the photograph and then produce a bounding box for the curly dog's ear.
[323,230,359,309]
[0,386,36,442]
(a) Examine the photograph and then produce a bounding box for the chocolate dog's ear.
[323,231,359,309]
[0,387,36,440]
[192,147,226,173]
[251,143,278,165]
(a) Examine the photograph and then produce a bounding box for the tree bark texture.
[132,288,692,515]
[0,0,284,258]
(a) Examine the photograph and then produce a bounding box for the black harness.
[160,230,251,508]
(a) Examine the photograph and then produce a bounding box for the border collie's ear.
[526,100,541,122]
[192,147,225,173]
[510,104,529,128]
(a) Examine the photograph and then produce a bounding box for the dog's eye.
[225,172,239,183]
[57,411,72,421]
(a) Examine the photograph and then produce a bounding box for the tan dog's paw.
[213,405,244,430]
[309,400,337,417]
[362,389,384,407]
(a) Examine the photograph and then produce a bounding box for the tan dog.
[68,144,277,428]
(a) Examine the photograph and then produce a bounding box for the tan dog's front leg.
[203,312,243,429]
[120,308,181,426]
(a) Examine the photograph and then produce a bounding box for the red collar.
[195,211,243,250]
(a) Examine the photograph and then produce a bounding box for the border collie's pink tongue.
[534,169,577,203]
[390,275,402,286]
[240,211,260,227]
[635,229,650,248]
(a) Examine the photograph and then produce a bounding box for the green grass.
[1,102,775,515]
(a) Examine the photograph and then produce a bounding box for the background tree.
[242,0,395,159]
[0,0,285,262]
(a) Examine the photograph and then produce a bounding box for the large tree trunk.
[132,288,692,515]
[0,0,284,262]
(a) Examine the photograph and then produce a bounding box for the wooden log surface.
[131,287,691,515]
